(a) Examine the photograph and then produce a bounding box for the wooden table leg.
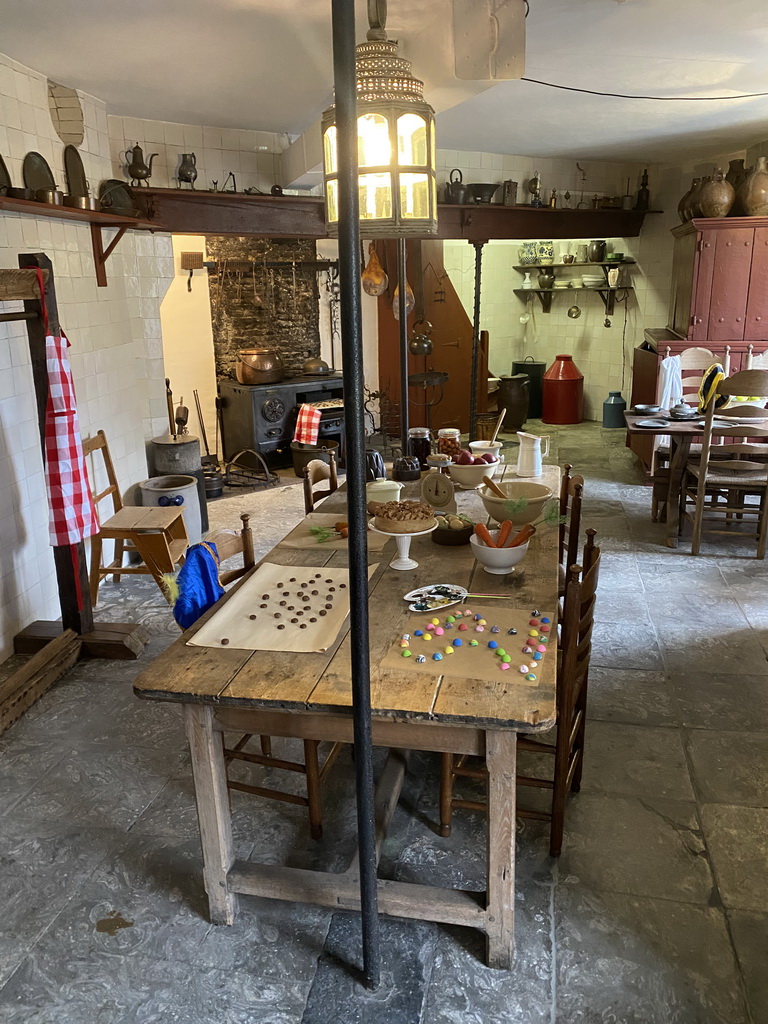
[184,704,238,925]
[665,436,692,549]
[485,729,517,969]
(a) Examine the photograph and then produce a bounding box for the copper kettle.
[236,348,284,385]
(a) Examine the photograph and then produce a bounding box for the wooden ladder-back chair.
[439,530,601,858]
[558,464,584,597]
[303,452,338,514]
[83,430,188,605]
[681,369,768,558]
[652,346,729,521]
[201,514,342,840]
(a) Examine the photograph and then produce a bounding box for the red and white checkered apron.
[294,403,321,445]
[36,269,99,547]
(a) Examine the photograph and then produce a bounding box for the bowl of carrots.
[470,522,532,574]
[478,481,552,525]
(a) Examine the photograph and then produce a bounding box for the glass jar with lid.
[436,427,462,460]
[407,426,432,468]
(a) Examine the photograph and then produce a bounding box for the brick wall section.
[205,236,320,379]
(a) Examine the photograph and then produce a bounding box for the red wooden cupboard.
[669,217,768,343]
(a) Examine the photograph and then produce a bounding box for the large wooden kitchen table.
[133,463,560,969]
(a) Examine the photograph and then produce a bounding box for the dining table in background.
[132,463,561,970]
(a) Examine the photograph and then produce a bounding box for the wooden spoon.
[482,474,508,499]
[490,408,507,444]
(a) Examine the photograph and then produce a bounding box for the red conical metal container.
[542,354,584,424]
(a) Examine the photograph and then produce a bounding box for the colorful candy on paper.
[402,649,412,658]
[540,624,551,633]
[435,627,444,636]
[496,648,506,657]
[490,625,500,633]
[402,634,411,641]
[500,662,510,670]
[400,640,409,648]
[528,629,539,638]
[533,652,543,661]
[526,673,537,681]
[501,654,511,663]
[433,652,443,661]
[444,646,454,655]
[488,640,499,649]
[423,633,432,642]
[537,644,547,653]
[415,654,426,663]
[519,664,529,674]
[540,616,550,624]
[453,638,463,647]
[458,623,468,631]
[522,645,533,654]
[508,628,517,635]
[446,615,456,623]
[475,625,485,632]
[414,630,423,637]
[532,609,540,617]
[469,639,479,646]
[430,618,440,625]
[529,619,539,626]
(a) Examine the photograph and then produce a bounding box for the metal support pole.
[331,0,380,990]
[468,240,486,440]
[397,237,409,454]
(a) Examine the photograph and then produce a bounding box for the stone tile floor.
[0,421,766,1023]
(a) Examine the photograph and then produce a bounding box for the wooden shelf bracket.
[90,223,129,288]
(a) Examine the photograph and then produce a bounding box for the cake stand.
[368,522,438,570]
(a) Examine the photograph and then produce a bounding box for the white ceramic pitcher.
[516,431,549,477]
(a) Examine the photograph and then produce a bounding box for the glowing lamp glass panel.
[358,113,391,168]
[397,113,426,166]
[326,178,339,223]
[399,173,429,219]
[323,126,337,175]
[359,172,393,220]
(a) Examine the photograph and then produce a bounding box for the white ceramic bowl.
[447,459,498,489]
[470,531,530,575]
[469,440,503,459]
[478,480,553,524]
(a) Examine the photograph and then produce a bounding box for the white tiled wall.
[0,52,173,659]
[108,116,286,193]
[441,148,744,420]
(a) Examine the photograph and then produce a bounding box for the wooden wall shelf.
[139,187,661,241]
[0,195,160,287]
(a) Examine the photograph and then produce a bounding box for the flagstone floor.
[0,422,766,1024]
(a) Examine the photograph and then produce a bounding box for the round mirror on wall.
[47,80,84,147]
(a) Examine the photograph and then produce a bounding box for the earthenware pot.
[739,156,768,217]
[699,168,735,218]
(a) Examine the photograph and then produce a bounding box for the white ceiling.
[2,0,768,163]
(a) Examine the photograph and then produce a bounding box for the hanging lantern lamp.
[321,2,438,238]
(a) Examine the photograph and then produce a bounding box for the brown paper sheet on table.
[188,561,378,653]
[379,604,556,688]
[278,513,390,552]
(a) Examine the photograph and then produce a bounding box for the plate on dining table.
[403,583,468,612]
[634,418,669,428]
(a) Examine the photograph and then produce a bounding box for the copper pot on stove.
[236,348,284,385]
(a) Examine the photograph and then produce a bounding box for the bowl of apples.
[446,447,499,489]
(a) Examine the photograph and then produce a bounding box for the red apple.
[480,453,498,464]
[457,451,474,465]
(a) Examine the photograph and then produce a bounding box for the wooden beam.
[0,268,49,301]
[14,620,149,660]
[0,629,81,736]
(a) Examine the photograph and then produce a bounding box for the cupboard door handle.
[756,317,762,321]
[718,317,724,322]
[736,317,742,322]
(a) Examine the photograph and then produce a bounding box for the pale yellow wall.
[159,236,218,452]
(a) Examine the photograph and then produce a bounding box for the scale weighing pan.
[403,583,468,612]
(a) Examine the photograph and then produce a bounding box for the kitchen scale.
[421,467,457,515]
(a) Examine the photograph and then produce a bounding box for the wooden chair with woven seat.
[651,346,729,521]
[439,529,601,858]
[83,429,188,605]
[303,452,338,514]
[197,513,343,840]
[558,464,584,597]
[680,369,768,558]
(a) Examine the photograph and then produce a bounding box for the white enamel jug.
[516,431,549,477]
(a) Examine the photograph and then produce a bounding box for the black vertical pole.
[331,0,380,990]
[397,238,409,455]
[468,240,486,440]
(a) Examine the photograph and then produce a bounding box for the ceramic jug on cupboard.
[516,431,549,477]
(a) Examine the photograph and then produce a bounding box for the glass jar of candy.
[407,426,432,468]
